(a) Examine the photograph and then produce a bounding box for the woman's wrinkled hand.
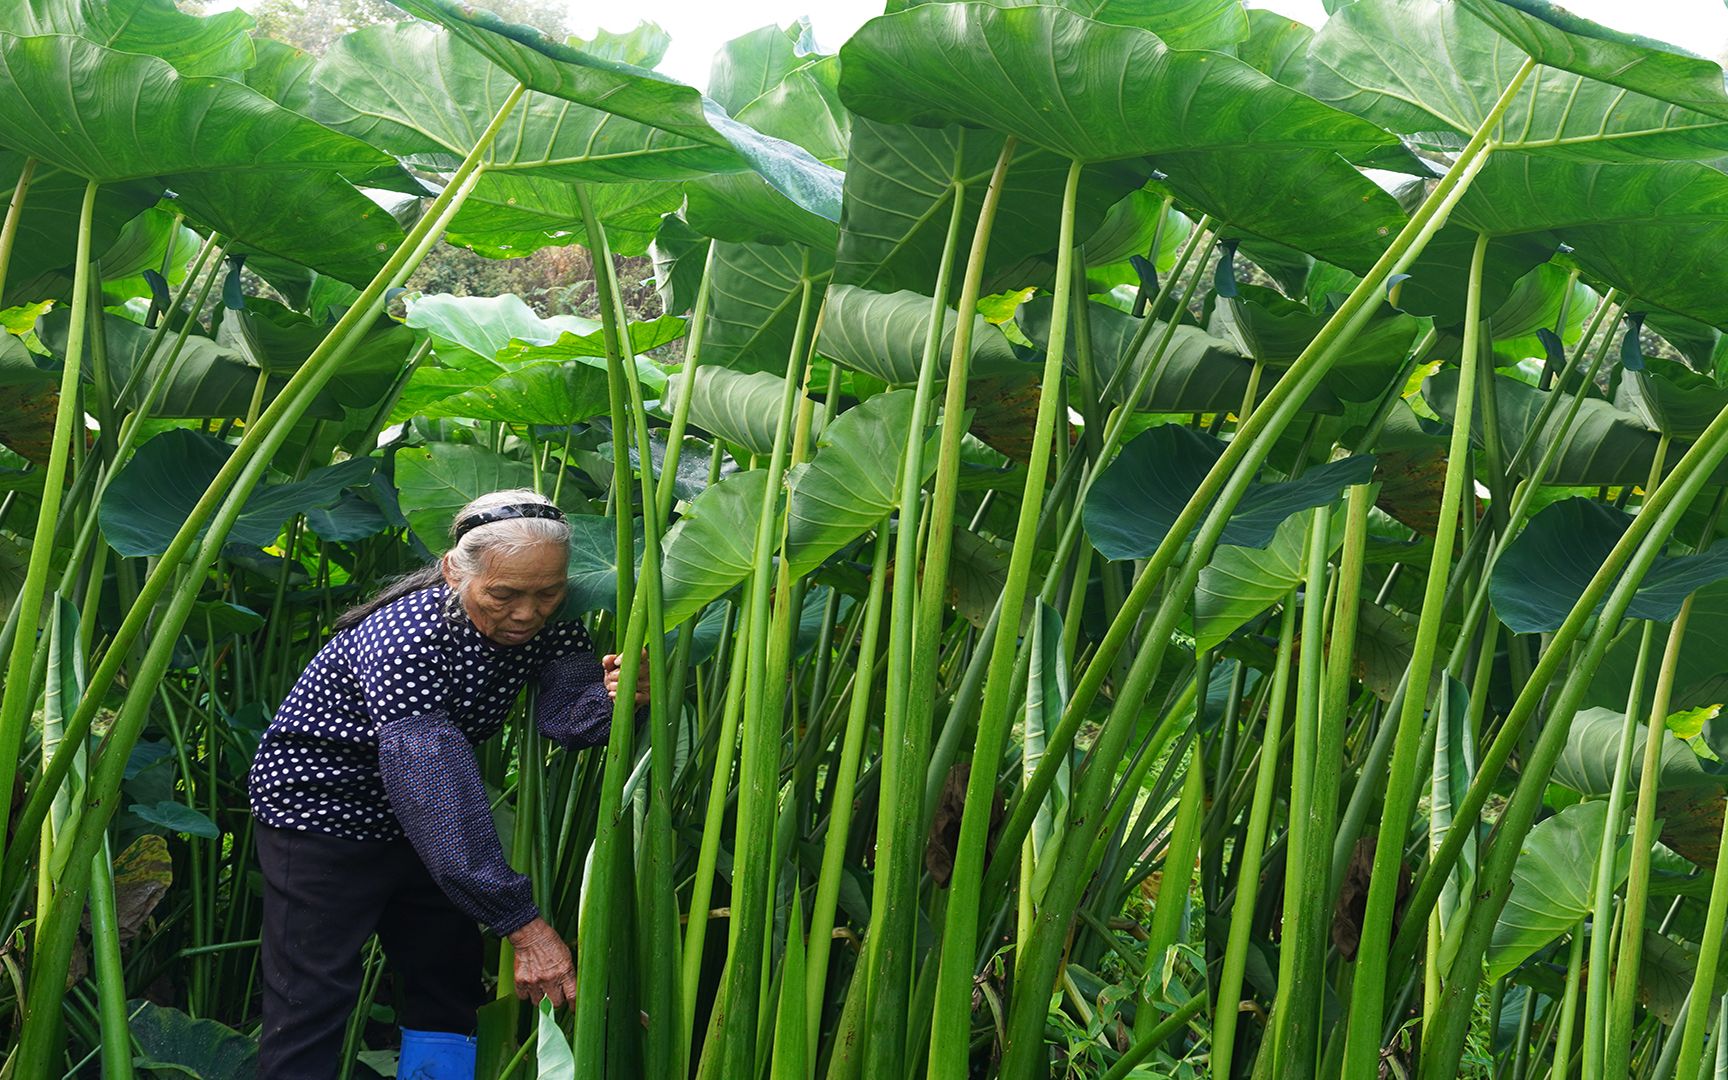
[602,651,651,706]
[507,917,576,1007]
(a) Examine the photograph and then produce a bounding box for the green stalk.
[714,261,816,1079]
[1552,925,1586,1080]
[10,88,527,1071]
[1274,486,1362,1076]
[986,63,1532,906]
[655,249,714,525]
[1138,743,1204,1027]
[1418,390,1728,1079]
[681,595,749,1048]
[0,180,98,846]
[928,158,1083,1078]
[88,834,135,1080]
[1100,994,1208,1080]
[0,156,36,300]
[1214,595,1299,1078]
[805,527,889,1063]
[578,185,676,1076]
[1341,232,1490,1077]
[864,135,1015,1080]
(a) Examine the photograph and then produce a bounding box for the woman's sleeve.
[352,609,536,936]
[377,713,540,936]
[535,619,613,749]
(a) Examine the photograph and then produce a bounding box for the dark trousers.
[256,823,484,1079]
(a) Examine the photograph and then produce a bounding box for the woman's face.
[447,541,569,646]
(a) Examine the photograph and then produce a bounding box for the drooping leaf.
[1551,708,1720,796]
[496,316,687,365]
[0,155,161,307]
[1490,497,1728,634]
[1456,0,1728,121]
[839,3,1395,164]
[0,0,256,77]
[666,367,791,457]
[564,514,641,615]
[445,173,681,259]
[386,0,842,222]
[1308,0,1728,162]
[1486,800,1628,980]
[817,285,1027,386]
[1618,356,1728,439]
[785,391,930,577]
[834,118,1146,296]
[659,470,774,629]
[1083,423,1374,560]
[0,34,404,283]
[109,834,171,944]
[706,23,811,117]
[99,430,377,556]
[1425,369,1665,487]
[1453,156,1728,326]
[403,292,599,363]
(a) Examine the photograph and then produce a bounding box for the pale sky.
[204,0,1728,89]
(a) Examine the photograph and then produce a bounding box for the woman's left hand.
[602,651,651,706]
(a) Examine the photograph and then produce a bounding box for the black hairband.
[453,503,566,541]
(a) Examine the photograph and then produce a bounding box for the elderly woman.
[247,489,646,1079]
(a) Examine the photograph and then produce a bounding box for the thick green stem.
[864,135,1015,1080]
[1341,232,1490,1076]
[0,156,36,301]
[927,158,1082,1078]
[1673,783,1728,1079]
[0,180,98,846]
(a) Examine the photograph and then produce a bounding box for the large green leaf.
[838,3,1395,164]
[420,357,665,427]
[1084,423,1374,560]
[385,0,842,223]
[0,34,403,283]
[1307,0,1728,162]
[1452,156,1728,327]
[392,442,555,554]
[40,311,271,421]
[0,0,255,77]
[706,23,812,117]
[785,391,930,578]
[834,118,1146,296]
[1155,149,1406,274]
[1425,369,1664,487]
[306,24,738,184]
[702,241,831,374]
[665,367,790,457]
[1586,579,1728,712]
[1551,708,1720,796]
[1194,510,1339,650]
[660,469,774,629]
[685,50,848,250]
[1486,800,1628,980]
[817,285,1026,385]
[129,1001,256,1080]
[1392,228,1557,330]
[564,513,640,615]
[1456,0,1728,121]
[536,999,575,1080]
[99,429,376,556]
[1489,497,1728,634]
[1013,0,1249,50]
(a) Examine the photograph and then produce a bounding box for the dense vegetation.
[4,0,1728,1077]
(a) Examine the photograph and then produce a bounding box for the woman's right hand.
[507,917,576,1006]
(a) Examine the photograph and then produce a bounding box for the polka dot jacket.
[248,584,613,935]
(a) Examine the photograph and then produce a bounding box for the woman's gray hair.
[332,488,570,632]
[442,488,571,592]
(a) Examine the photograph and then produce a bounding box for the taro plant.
[5,0,1728,1078]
